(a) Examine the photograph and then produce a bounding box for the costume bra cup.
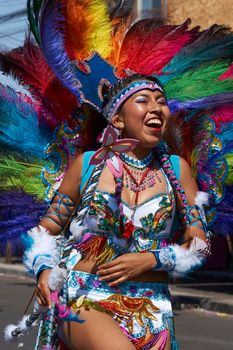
[81,169,176,252]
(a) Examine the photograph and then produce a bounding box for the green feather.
[0,157,45,199]
[165,60,233,100]
[225,153,233,185]
[27,0,42,43]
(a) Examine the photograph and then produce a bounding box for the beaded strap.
[44,191,76,229]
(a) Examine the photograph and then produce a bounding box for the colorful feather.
[0,84,51,161]
[0,38,78,129]
[0,157,45,199]
[66,0,112,60]
[39,0,83,104]
[165,61,233,101]
[117,20,198,76]
[162,24,233,77]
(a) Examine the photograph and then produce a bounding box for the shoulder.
[178,157,193,182]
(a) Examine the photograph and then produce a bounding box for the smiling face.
[111,88,171,149]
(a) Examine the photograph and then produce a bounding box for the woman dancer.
[32,74,209,350]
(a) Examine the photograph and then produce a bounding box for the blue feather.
[39,0,82,103]
[0,83,52,161]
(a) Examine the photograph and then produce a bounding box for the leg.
[60,307,135,350]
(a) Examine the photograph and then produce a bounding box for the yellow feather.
[66,0,112,60]
[87,0,112,58]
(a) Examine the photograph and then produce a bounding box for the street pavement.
[0,262,233,349]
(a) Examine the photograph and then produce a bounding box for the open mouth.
[145,118,163,129]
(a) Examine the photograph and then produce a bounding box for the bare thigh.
[60,307,135,350]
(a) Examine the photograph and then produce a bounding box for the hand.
[36,269,52,308]
[97,252,156,287]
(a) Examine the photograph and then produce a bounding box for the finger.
[36,293,47,306]
[108,276,127,287]
[97,265,121,276]
[99,271,123,282]
[97,258,120,270]
[37,286,51,308]
[42,287,52,309]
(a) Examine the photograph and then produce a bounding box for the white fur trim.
[195,191,209,208]
[18,315,31,332]
[4,324,18,341]
[69,220,85,239]
[48,266,68,291]
[24,226,59,272]
[170,237,207,278]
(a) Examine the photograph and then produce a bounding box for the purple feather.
[168,92,233,113]
[0,191,46,255]
[39,0,82,104]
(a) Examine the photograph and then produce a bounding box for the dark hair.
[102,73,166,109]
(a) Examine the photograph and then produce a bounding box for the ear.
[111,113,124,130]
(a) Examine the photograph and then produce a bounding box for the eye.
[157,98,167,105]
[135,97,148,103]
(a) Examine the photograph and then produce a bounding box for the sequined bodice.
[76,172,176,256]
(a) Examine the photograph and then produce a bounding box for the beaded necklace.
[121,152,162,192]
[116,153,162,239]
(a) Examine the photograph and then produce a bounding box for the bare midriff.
[73,259,169,283]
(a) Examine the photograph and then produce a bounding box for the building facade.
[136,0,233,29]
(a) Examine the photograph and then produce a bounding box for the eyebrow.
[135,92,165,99]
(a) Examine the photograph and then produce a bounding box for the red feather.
[211,106,233,133]
[0,37,78,130]
[117,19,199,76]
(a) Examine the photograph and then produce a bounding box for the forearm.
[151,200,210,278]
[23,190,77,277]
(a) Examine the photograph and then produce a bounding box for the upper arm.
[58,153,84,202]
[175,157,207,243]
[177,157,199,208]
[40,153,84,235]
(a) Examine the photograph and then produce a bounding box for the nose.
[148,100,162,114]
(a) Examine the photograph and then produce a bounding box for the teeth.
[146,119,162,126]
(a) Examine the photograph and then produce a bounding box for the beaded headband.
[102,80,165,122]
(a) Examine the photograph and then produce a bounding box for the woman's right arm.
[27,153,84,307]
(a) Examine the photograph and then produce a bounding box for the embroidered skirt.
[67,270,179,350]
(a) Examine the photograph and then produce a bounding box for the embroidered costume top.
[66,152,178,269]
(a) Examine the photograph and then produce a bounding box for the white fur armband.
[152,237,208,278]
[23,226,60,276]
[169,237,208,278]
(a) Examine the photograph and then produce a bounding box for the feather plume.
[0,38,78,129]
[0,83,52,161]
[225,154,233,185]
[117,19,198,76]
[163,24,233,77]
[39,0,82,103]
[0,157,45,199]
[66,0,112,60]
[211,106,233,133]
[165,61,233,101]
[27,0,42,43]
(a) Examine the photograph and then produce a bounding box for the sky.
[0,0,27,49]
[0,0,27,89]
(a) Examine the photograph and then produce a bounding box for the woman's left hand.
[97,252,156,286]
